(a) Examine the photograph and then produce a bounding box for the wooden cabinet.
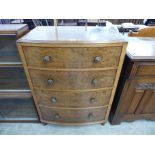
[0,24,38,122]
[17,26,127,125]
[110,37,155,124]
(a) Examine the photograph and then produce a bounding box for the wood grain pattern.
[127,89,144,114]
[142,90,155,114]
[110,60,155,124]
[135,90,152,114]
[35,89,111,108]
[29,69,116,90]
[136,63,155,76]
[105,43,127,121]
[17,26,126,44]
[39,106,107,124]
[128,26,155,37]
[17,44,43,120]
[17,26,127,125]
[23,46,122,69]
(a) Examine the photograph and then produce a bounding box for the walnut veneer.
[17,26,127,125]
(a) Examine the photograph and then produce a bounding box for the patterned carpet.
[0,120,155,135]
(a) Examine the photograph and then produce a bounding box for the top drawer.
[23,46,122,69]
[136,63,155,77]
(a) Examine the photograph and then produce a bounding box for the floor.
[0,120,155,135]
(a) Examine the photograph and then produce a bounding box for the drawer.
[0,66,29,90]
[35,89,111,108]
[136,63,155,77]
[23,46,122,69]
[39,106,107,124]
[29,69,116,90]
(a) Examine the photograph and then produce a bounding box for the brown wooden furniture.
[110,37,155,124]
[17,26,127,125]
[128,26,155,37]
[0,24,38,122]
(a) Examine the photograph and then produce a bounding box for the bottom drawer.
[39,106,107,124]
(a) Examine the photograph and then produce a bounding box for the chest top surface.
[17,26,127,44]
[0,24,28,35]
[126,37,155,61]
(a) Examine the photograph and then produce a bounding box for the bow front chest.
[17,26,127,125]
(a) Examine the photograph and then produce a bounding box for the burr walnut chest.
[17,26,127,125]
[110,37,155,124]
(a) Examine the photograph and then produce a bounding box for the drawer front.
[136,63,155,77]
[40,107,107,123]
[23,46,122,69]
[29,69,116,90]
[35,89,111,108]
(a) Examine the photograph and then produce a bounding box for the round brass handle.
[90,98,96,103]
[51,97,57,103]
[55,113,60,119]
[91,78,97,85]
[43,55,51,63]
[88,113,94,119]
[47,79,54,85]
[94,56,102,63]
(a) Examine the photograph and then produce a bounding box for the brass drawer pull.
[88,113,94,119]
[91,78,97,86]
[94,56,102,63]
[55,113,60,119]
[47,79,54,85]
[90,98,96,103]
[51,97,57,103]
[43,55,51,63]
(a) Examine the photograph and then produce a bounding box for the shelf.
[0,61,22,66]
[0,35,21,64]
[0,66,29,90]
[0,90,31,99]
[0,97,39,122]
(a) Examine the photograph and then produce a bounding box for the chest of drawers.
[17,26,127,125]
[110,37,155,124]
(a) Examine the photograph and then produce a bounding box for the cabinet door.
[121,80,155,115]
